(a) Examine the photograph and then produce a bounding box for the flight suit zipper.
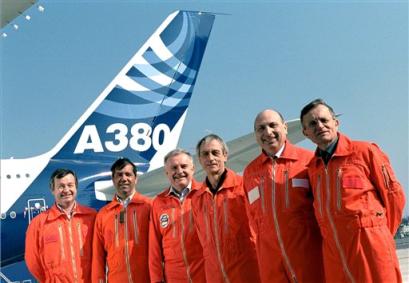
[260,176,265,213]
[271,158,297,283]
[180,203,193,283]
[114,214,119,248]
[76,222,83,257]
[381,164,391,190]
[204,203,209,241]
[124,207,133,283]
[336,168,342,212]
[223,198,228,234]
[132,210,139,244]
[172,208,176,238]
[189,207,194,233]
[284,169,289,208]
[58,224,66,261]
[212,194,230,283]
[316,175,322,217]
[324,167,355,283]
[68,220,78,282]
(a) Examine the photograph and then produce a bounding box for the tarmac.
[398,247,409,283]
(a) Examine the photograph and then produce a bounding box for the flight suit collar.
[198,168,239,196]
[107,191,146,210]
[260,141,298,164]
[47,202,89,221]
[313,132,353,166]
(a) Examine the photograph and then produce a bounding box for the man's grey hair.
[164,148,193,164]
[196,134,229,157]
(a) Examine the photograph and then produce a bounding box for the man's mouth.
[60,193,72,198]
[174,175,186,180]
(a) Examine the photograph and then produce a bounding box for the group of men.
[25,99,406,283]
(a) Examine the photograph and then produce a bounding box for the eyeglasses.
[305,117,335,129]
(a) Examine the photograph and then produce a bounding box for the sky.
[1,0,407,214]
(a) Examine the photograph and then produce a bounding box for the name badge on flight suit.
[248,186,260,204]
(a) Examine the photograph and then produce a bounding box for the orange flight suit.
[243,141,324,283]
[92,192,151,283]
[191,169,261,283]
[308,133,405,283]
[25,203,96,283]
[149,179,206,283]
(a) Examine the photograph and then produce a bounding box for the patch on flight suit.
[292,178,309,188]
[248,186,260,204]
[160,214,169,228]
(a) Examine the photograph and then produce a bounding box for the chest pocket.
[335,158,373,214]
[217,193,247,240]
[283,175,312,212]
[246,173,267,218]
[160,207,182,260]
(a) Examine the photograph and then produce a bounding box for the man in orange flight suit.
[149,149,206,283]
[300,98,405,283]
[243,109,324,283]
[25,168,97,283]
[92,157,151,283]
[191,134,261,283]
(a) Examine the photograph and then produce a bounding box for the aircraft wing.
[0,0,35,28]
[138,119,304,195]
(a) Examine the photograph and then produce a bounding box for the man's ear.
[334,118,339,128]
[302,127,308,137]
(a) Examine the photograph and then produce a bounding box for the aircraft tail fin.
[51,10,215,172]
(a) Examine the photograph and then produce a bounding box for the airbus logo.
[74,123,171,153]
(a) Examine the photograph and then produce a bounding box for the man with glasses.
[300,98,405,283]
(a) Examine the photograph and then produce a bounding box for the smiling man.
[301,98,405,283]
[25,168,97,282]
[149,149,206,283]
[92,157,151,283]
[191,134,261,283]
[243,109,324,283]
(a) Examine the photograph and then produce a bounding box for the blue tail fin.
[52,10,215,172]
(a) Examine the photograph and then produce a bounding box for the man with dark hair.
[92,157,151,283]
[243,109,324,283]
[25,168,96,282]
[300,98,405,282]
[191,134,261,283]
[149,149,206,283]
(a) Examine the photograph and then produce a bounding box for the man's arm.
[92,214,107,283]
[24,217,46,282]
[369,143,406,234]
[242,167,260,241]
[149,203,165,283]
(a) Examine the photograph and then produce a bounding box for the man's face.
[52,173,77,209]
[255,110,288,156]
[165,153,195,191]
[302,104,339,150]
[112,164,137,199]
[198,139,227,177]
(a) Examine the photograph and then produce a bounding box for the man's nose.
[264,126,274,135]
[315,120,326,128]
